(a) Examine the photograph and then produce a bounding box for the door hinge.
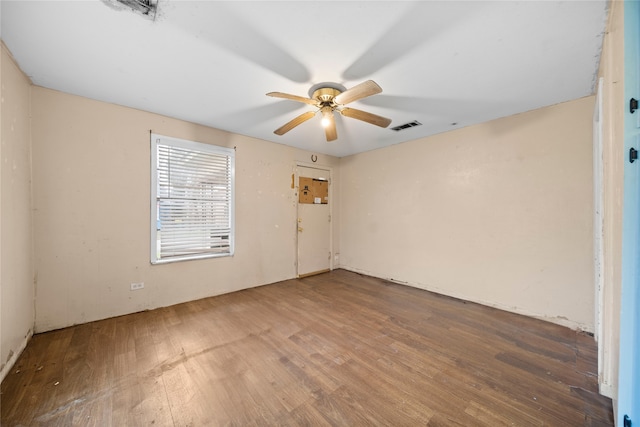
[631,98,638,114]
[328,215,331,222]
[624,415,632,427]
[630,147,638,163]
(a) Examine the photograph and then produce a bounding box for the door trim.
[593,77,608,395]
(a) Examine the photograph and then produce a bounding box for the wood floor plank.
[2,269,613,426]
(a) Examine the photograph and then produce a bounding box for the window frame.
[150,133,235,264]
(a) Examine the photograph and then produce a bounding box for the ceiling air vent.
[104,0,158,19]
[391,121,422,132]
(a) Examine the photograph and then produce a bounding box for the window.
[151,133,234,264]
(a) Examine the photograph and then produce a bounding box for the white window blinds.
[151,134,234,264]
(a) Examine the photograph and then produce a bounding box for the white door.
[297,166,331,277]
[617,0,640,423]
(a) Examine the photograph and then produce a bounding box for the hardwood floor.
[2,269,613,426]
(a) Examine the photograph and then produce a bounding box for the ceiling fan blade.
[274,111,316,135]
[340,107,392,128]
[333,80,382,105]
[324,113,337,142]
[266,92,317,106]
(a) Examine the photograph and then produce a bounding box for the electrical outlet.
[130,282,144,291]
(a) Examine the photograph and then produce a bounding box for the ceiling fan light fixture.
[267,80,390,142]
[320,106,333,128]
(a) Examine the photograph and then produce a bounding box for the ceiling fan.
[267,80,392,142]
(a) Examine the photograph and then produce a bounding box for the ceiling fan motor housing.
[312,88,342,105]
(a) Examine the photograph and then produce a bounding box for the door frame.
[593,77,609,394]
[295,162,334,277]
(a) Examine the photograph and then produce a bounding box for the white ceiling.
[1,0,608,157]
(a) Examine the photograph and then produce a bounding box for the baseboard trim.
[340,266,593,333]
[1,329,34,383]
[599,381,615,399]
[298,268,331,279]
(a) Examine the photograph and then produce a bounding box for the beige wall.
[339,96,595,331]
[597,0,625,400]
[31,86,340,332]
[1,43,34,381]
